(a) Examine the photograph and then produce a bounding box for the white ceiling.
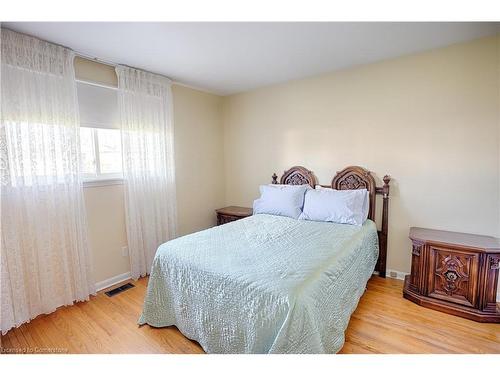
[4,22,500,95]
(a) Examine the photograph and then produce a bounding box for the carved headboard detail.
[272,166,318,188]
[272,165,391,278]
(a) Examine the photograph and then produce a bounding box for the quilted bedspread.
[138,214,379,353]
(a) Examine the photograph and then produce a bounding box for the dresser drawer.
[217,213,242,225]
[428,246,480,308]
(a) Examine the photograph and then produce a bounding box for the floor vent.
[105,282,135,297]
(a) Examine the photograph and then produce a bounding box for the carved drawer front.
[428,246,480,307]
[408,241,424,293]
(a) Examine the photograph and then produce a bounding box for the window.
[77,80,122,184]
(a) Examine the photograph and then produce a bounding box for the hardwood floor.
[1,276,499,354]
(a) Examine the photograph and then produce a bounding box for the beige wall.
[75,59,225,284]
[223,35,500,276]
[173,85,225,236]
[83,184,129,283]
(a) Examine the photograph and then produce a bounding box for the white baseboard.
[95,272,132,292]
[386,269,409,281]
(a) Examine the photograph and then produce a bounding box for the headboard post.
[271,173,278,184]
[376,175,391,278]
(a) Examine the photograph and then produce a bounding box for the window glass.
[97,128,122,175]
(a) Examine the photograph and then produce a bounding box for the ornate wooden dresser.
[403,227,500,323]
[215,206,252,225]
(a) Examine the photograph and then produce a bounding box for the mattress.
[138,213,379,353]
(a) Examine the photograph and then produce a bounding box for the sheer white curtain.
[116,66,177,280]
[1,29,95,334]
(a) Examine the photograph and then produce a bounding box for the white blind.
[77,81,119,129]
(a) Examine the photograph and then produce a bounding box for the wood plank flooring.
[1,276,499,354]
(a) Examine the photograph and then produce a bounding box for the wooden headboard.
[272,165,391,278]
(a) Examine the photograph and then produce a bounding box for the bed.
[138,165,391,353]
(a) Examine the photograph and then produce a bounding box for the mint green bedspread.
[138,214,379,353]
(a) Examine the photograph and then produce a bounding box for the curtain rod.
[2,27,173,82]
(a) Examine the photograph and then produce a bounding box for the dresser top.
[215,206,253,217]
[409,227,500,252]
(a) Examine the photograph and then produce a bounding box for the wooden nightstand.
[215,206,252,226]
[403,227,500,323]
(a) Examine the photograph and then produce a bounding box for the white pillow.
[299,187,369,226]
[253,184,310,219]
[316,186,370,221]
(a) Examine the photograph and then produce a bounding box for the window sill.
[83,178,124,188]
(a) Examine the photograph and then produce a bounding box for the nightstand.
[403,227,500,323]
[215,206,252,225]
